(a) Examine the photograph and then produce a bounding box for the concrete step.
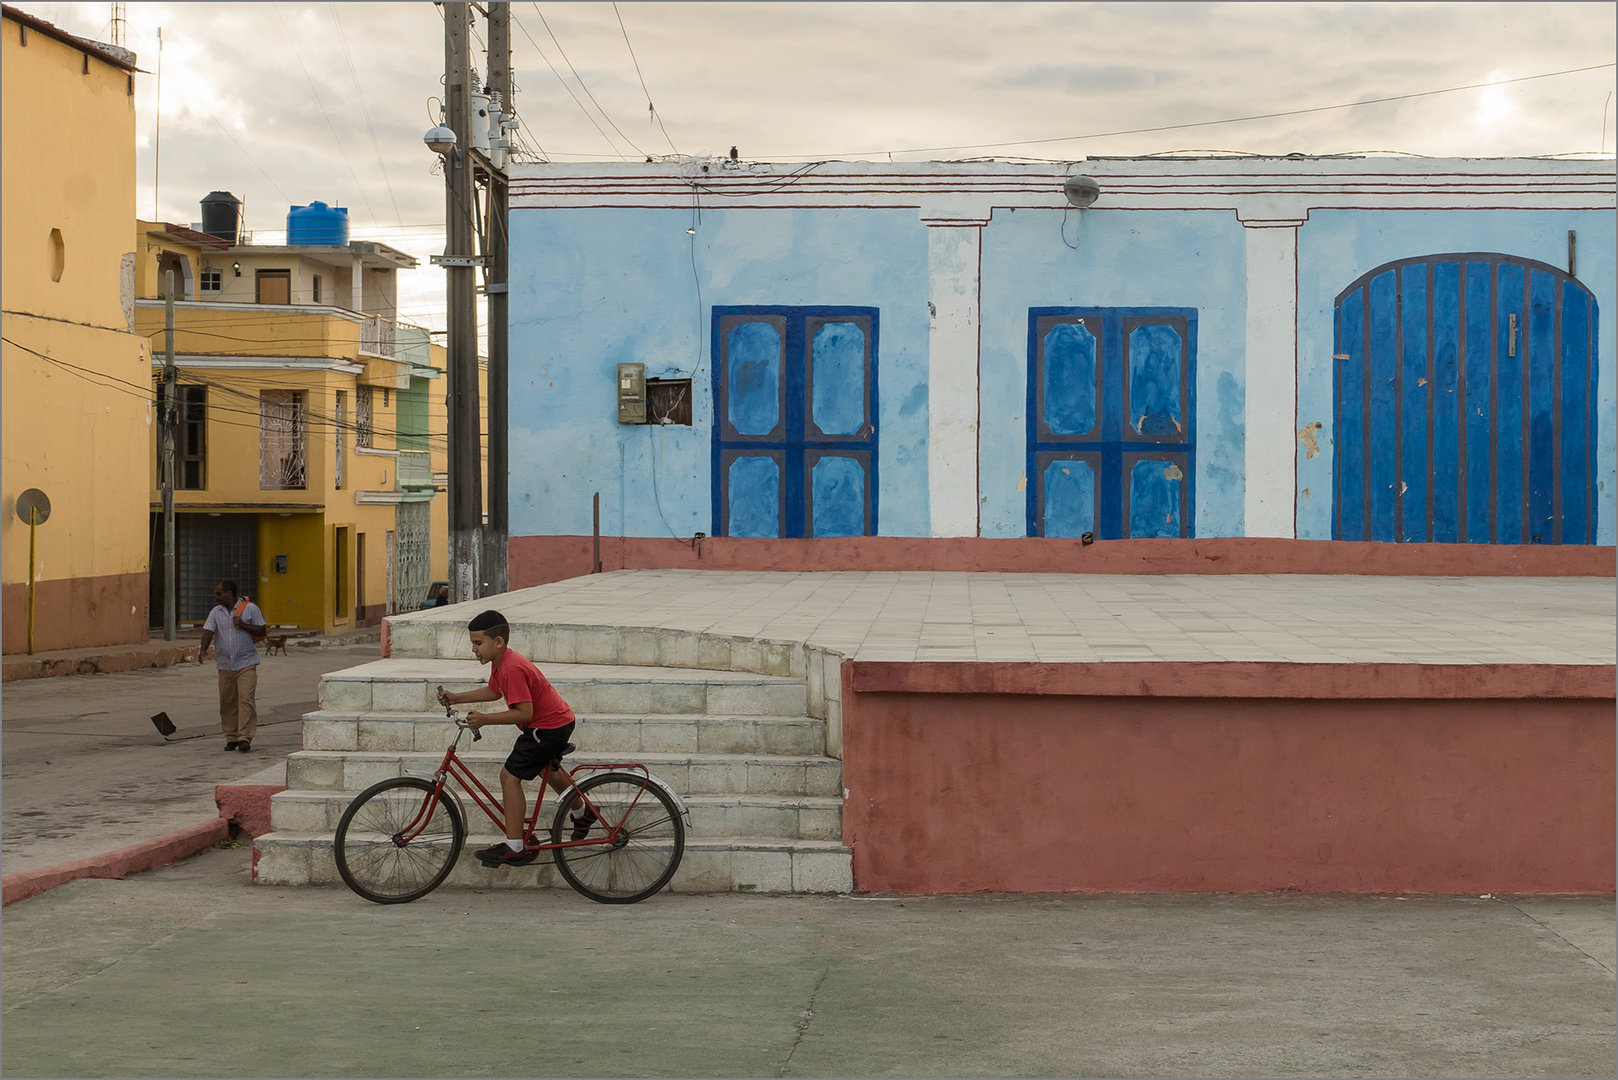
[302,711,827,756]
[269,788,842,842]
[254,832,852,894]
[319,659,808,717]
[286,750,842,798]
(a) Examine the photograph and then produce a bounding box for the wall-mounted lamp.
[1063,175,1101,208]
[232,261,241,277]
[1060,174,1100,250]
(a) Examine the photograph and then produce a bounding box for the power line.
[329,2,403,227]
[764,62,1618,160]
[511,9,630,159]
[270,1,377,221]
[531,3,647,158]
[612,1,679,157]
[208,115,293,205]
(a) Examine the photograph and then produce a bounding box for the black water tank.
[200,191,242,246]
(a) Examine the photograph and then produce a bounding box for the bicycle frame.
[396,719,658,854]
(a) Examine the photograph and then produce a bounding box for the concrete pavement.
[1,641,380,877]
[391,570,1617,665]
[1,846,1612,1078]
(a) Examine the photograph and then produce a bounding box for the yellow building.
[1,7,149,654]
[136,209,451,635]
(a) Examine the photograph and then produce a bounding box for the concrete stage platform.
[282,571,1614,897]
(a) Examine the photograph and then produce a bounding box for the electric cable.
[761,61,1618,161]
[530,3,648,158]
[612,1,679,157]
[270,1,378,222]
[511,10,630,160]
[329,2,404,227]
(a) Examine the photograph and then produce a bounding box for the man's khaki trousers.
[218,665,259,742]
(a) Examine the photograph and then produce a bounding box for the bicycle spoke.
[336,779,465,904]
[552,774,684,903]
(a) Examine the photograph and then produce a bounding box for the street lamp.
[424,124,459,165]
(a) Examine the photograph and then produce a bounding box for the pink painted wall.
[510,534,1615,588]
[840,688,1616,895]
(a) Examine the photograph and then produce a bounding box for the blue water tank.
[286,201,349,246]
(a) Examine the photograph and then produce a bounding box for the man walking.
[198,580,266,752]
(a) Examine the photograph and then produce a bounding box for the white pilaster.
[351,254,364,314]
[1240,219,1301,538]
[925,221,983,537]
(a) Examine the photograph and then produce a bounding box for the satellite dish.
[15,488,49,525]
[1063,174,1100,208]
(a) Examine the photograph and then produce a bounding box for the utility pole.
[161,270,177,641]
[443,2,483,603]
[483,0,511,596]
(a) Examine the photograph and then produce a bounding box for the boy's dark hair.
[467,609,511,643]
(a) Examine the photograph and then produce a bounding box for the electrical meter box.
[617,362,647,424]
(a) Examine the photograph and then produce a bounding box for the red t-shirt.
[487,649,574,730]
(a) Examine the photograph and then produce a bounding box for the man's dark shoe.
[570,808,598,842]
[224,741,240,751]
[237,740,252,752]
[475,842,535,868]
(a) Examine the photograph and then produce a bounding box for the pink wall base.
[511,534,1615,587]
[841,687,1615,895]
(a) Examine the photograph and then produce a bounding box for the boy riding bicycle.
[436,609,591,867]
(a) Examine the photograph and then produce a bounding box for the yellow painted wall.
[1,12,149,653]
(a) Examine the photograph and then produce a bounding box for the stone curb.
[214,784,288,838]
[0,817,231,907]
[1,644,199,683]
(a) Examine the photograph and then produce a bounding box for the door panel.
[713,307,879,538]
[1333,254,1599,544]
[1028,308,1197,538]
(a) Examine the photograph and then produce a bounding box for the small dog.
[265,635,288,656]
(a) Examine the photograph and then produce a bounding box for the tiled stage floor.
[400,570,1616,666]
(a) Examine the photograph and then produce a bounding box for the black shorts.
[503,722,575,781]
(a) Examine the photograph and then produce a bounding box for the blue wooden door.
[1333,254,1599,544]
[712,306,879,538]
[1026,307,1197,538]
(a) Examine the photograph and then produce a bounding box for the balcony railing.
[397,451,433,492]
[360,315,397,359]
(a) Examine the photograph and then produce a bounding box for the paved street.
[0,643,379,876]
[2,847,1613,1078]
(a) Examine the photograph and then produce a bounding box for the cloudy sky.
[18,1,1618,333]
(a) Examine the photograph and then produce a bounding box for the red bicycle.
[334,686,687,905]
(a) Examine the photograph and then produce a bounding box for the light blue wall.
[507,208,930,539]
[1295,209,1617,544]
[978,207,1249,538]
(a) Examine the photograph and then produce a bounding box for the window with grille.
[200,269,222,293]
[334,390,346,489]
[356,385,373,448]
[259,390,306,490]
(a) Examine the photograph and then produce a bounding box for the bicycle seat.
[561,742,576,757]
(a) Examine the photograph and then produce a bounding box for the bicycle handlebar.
[437,684,482,742]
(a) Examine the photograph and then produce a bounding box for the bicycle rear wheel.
[551,772,685,904]
[335,777,465,904]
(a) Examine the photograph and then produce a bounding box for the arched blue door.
[1333,254,1599,545]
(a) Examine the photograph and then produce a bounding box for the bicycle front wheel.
[552,772,685,904]
[335,777,466,904]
